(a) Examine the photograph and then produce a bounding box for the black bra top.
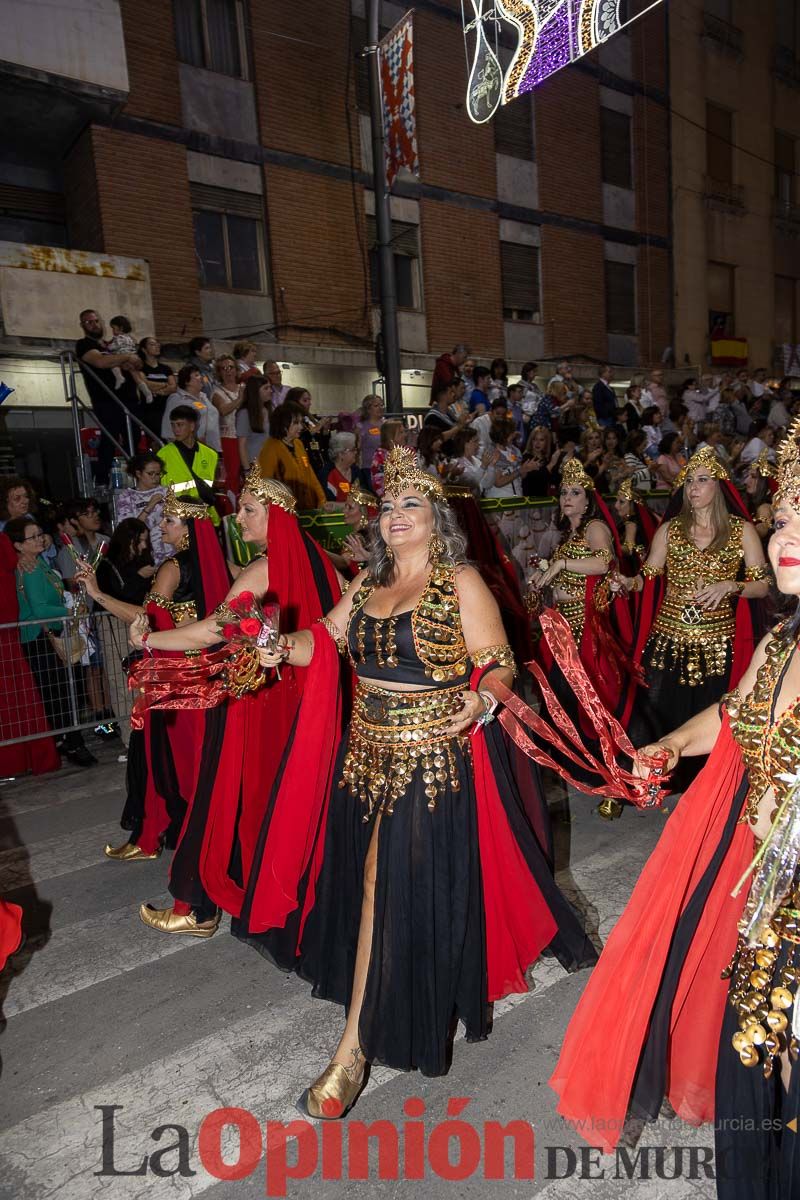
[348,607,469,687]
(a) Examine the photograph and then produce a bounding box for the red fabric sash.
[246,626,342,935]
[549,717,752,1152]
[471,705,557,1001]
[0,899,22,971]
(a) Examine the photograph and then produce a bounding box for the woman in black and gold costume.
[551,423,800,1198]
[617,446,770,745]
[248,446,596,1119]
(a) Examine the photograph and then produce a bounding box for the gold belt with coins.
[724,895,800,1077]
[340,679,468,819]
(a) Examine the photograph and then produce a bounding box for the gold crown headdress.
[162,488,209,521]
[752,447,776,480]
[349,484,378,510]
[672,445,729,492]
[616,477,635,503]
[561,457,595,492]
[242,463,297,514]
[774,414,800,512]
[382,446,444,500]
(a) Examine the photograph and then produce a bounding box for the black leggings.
[24,633,85,751]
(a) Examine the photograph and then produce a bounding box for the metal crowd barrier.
[0,610,133,748]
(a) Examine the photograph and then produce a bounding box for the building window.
[605,261,636,335]
[500,241,541,322]
[706,102,734,184]
[494,96,535,160]
[775,275,798,346]
[600,108,633,189]
[708,260,735,336]
[191,184,265,292]
[366,217,422,311]
[704,0,733,19]
[173,0,246,79]
[775,131,796,204]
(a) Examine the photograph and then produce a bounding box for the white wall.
[2,0,128,93]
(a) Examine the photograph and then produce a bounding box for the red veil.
[0,899,23,971]
[189,505,342,917]
[550,715,752,1151]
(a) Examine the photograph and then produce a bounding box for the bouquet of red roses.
[218,591,282,681]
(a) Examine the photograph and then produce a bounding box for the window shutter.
[189,183,262,217]
[500,242,540,319]
[605,261,636,335]
[366,216,418,257]
[0,185,65,220]
[600,108,632,189]
[494,95,534,160]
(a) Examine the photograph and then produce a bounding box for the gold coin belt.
[340,680,468,819]
[724,897,800,1076]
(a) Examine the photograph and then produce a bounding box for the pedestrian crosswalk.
[0,761,714,1200]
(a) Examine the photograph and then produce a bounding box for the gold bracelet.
[641,563,665,579]
[744,564,769,582]
[471,643,517,675]
[316,616,347,656]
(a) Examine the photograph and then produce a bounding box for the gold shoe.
[138,904,220,937]
[299,1058,366,1120]
[105,841,161,861]
[598,798,624,821]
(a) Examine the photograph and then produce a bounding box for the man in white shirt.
[262,361,290,409]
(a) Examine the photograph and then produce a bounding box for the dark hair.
[107,518,150,566]
[659,432,680,456]
[177,364,200,390]
[188,337,210,356]
[451,427,478,457]
[110,315,132,334]
[489,358,508,380]
[66,497,100,521]
[624,429,647,456]
[507,383,523,399]
[557,489,601,537]
[270,403,303,441]
[473,366,490,387]
[490,397,508,412]
[490,416,516,446]
[431,384,452,407]
[0,475,36,519]
[137,336,158,359]
[603,428,619,450]
[521,362,537,380]
[417,426,443,465]
[4,516,38,546]
[285,387,311,409]
[128,450,163,477]
[169,404,198,424]
[748,418,769,438]
[642,406,661,426]
[241,374,269,434]
[79,308,96,322]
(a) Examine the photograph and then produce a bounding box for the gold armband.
[594,546,613,564]
[145,590,172,611]
[641,563,665,579]
[744,564,770,582]
[471,643,517,676]
[316,616,347,655]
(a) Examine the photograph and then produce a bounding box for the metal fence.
[1,610,133,748]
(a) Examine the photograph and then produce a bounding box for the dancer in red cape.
[240,447,598,1120]
[0,899,23,970]
[0,532,60,778]
[551,428,800,1199]
[129,467,340,936]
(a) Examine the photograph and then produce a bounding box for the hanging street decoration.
[379,12,420,187]
[461,0,665,124]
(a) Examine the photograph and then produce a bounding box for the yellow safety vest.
[157,441,220,526]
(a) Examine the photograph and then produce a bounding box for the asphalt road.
[0,739,716,1200]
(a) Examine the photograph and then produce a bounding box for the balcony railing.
[703,177,745,214]
[701,12,744,57]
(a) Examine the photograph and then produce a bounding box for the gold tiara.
[774,415,800,512]
[561,457,595,492]
[349,484,378,510]
[242,463,297,513]
[752,447,776,480]
[382,446,444,500]
[162,488,209,520]
[617,477,635,503]
[672,445,729,492]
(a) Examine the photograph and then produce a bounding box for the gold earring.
[177,530,190,552]
[428,534,446,562]
[385,544,394,563]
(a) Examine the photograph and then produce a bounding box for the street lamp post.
[366,0,403,415]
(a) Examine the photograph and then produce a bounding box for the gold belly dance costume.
[556,520,612,640]
[723,633,800,1077]
[340,562,514,818]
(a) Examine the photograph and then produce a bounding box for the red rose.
[234,590,255,609]
[239,618,262,638]
[221,623,239,640]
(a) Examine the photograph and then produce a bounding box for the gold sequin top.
[347,563,471,685]
[727,631,800,828]
[651,517,744,649]
[557,520,610,636]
